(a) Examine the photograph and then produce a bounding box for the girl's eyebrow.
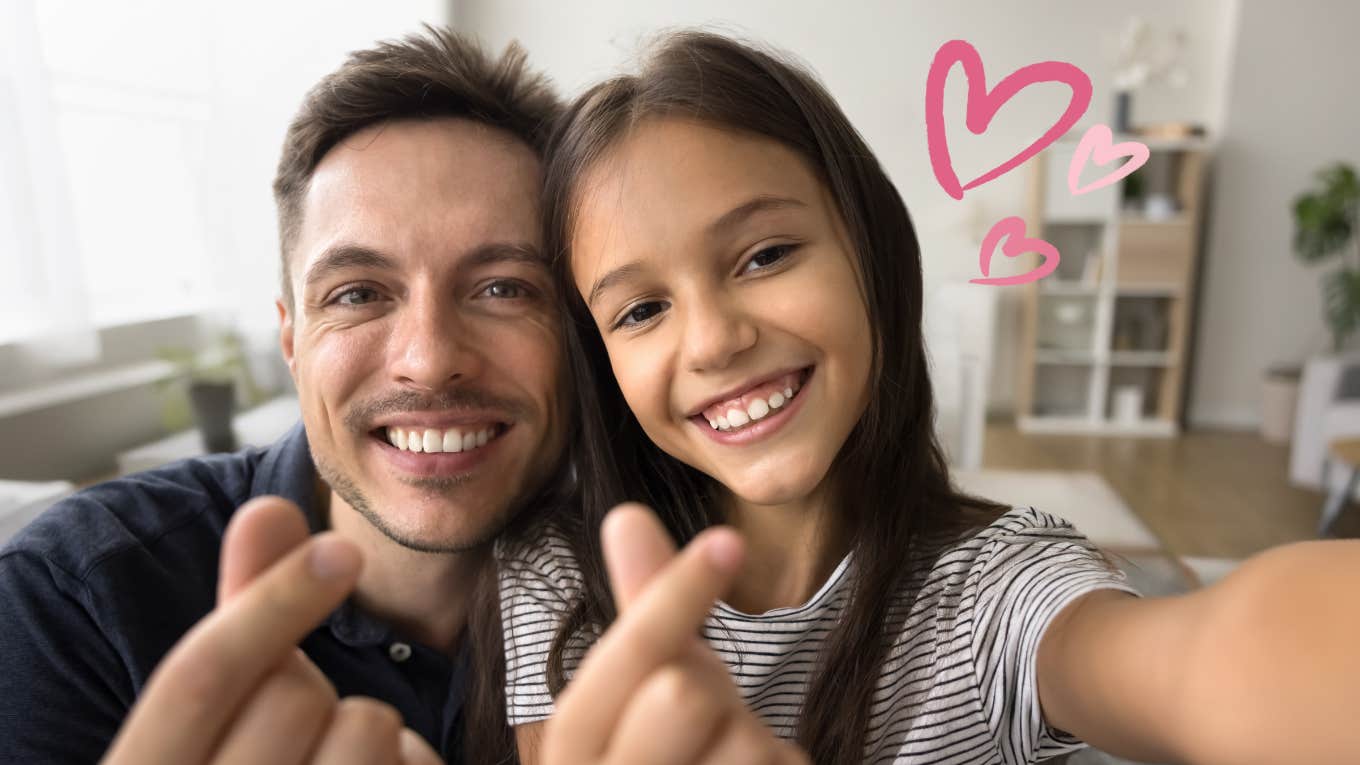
[706,195,806,241]
[586,261,647,308]
[585,195,806,308]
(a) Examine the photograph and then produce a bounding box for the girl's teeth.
[386,426,498,454]
[707,379,804,431]
[747,399,770,420]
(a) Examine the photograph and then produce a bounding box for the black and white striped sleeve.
[496,533,586,725]
[965,507,1141,764]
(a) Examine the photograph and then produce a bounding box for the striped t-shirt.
[497,506,1139,764]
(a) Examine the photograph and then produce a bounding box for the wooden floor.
[981,421,1360,560]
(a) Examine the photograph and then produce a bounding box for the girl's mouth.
[691,366,813,434]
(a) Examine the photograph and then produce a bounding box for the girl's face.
[570,118,873,508]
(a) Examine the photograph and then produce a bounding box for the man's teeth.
[707,384,802,432]
[385,426,499,453]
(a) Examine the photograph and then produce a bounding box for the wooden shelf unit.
[1015,134,1210,437]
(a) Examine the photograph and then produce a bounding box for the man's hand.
[101,496,441,764]
[540,503,809,765]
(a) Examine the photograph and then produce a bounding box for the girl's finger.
[601,655,734,765]
[547,525,744,762]
[601,503,681,609]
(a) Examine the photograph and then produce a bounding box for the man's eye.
[335,287,380,306]
[616,301,667,329]
[483,281,531,299]
[740,244,796,274]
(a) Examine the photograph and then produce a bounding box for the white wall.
[455,0,1237,414]
[1189,0,1360,428]
[0,2,450,481]
[200,0,450,342]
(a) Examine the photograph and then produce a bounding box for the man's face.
[278,118,565,552]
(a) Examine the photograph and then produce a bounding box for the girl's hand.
[541,504,809,765]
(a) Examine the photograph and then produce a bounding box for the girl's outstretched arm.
[1037,540,1360,765]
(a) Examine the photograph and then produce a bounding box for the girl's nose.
[681,291,758,373]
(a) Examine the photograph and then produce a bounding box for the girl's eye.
[740,244,795,274]
[616,300,667,329]
[335,287,380,306]
[482,280,531,299]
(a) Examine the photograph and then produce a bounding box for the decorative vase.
[1113,91,1133,134]
[189,380,238,453]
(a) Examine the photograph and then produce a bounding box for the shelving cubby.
[1014,134,1210,437]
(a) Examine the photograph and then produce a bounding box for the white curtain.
[0,0,96,363]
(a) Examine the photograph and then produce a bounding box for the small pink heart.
[971,216,1060,286]
[1067,123,1149,195]
[926,39,1093,200]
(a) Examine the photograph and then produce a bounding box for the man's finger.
[102,532,362,765]
[549,522,744,762]
[602,503,681,611]
[217,496,310,603]
[206,655,337,765]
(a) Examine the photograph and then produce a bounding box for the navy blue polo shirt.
[0,423,469,762]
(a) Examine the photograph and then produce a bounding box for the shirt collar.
[250,421,393,647]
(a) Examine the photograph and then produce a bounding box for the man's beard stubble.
[314,450,514,554]
[313,387,538,553]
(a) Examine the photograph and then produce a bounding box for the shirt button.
[388,642,412,663]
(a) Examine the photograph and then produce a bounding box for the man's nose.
[388,293,483,391]
[681,291,758,373]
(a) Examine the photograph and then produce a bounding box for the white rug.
[953,469,1162,549]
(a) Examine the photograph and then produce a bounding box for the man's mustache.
[344,388,530,433]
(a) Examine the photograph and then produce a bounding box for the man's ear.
[276,298,297,376]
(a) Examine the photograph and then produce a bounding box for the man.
[0,26,563,762]
[0,26,805,765]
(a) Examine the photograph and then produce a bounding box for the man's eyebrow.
[303,244,397,289]
[460,242,546,271]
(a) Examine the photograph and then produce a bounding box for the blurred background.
[2,0,1358,649]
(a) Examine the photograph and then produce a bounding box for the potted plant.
[1293,162,1360,351]
[158,332,258,453]
[1270,164,1360,445]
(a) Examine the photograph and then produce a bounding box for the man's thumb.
[217,496,312,603]
[601,503,682,611]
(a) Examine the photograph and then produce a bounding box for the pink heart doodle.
[970,216,1060,286]
[926,39,1092,200]
[1067,123,1149,195]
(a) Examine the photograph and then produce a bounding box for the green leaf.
[1293,164,1359,264]
[1322,268,1360,351]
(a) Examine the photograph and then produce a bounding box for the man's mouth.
[374,423,510,454]
[694,366,812,433]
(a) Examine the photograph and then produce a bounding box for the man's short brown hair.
[272,25,560,306]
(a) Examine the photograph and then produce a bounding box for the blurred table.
[116,396,300,475]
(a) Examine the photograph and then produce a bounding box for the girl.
[500,31,1360,764]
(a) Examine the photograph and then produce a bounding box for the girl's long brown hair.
[529,31,1008,764]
